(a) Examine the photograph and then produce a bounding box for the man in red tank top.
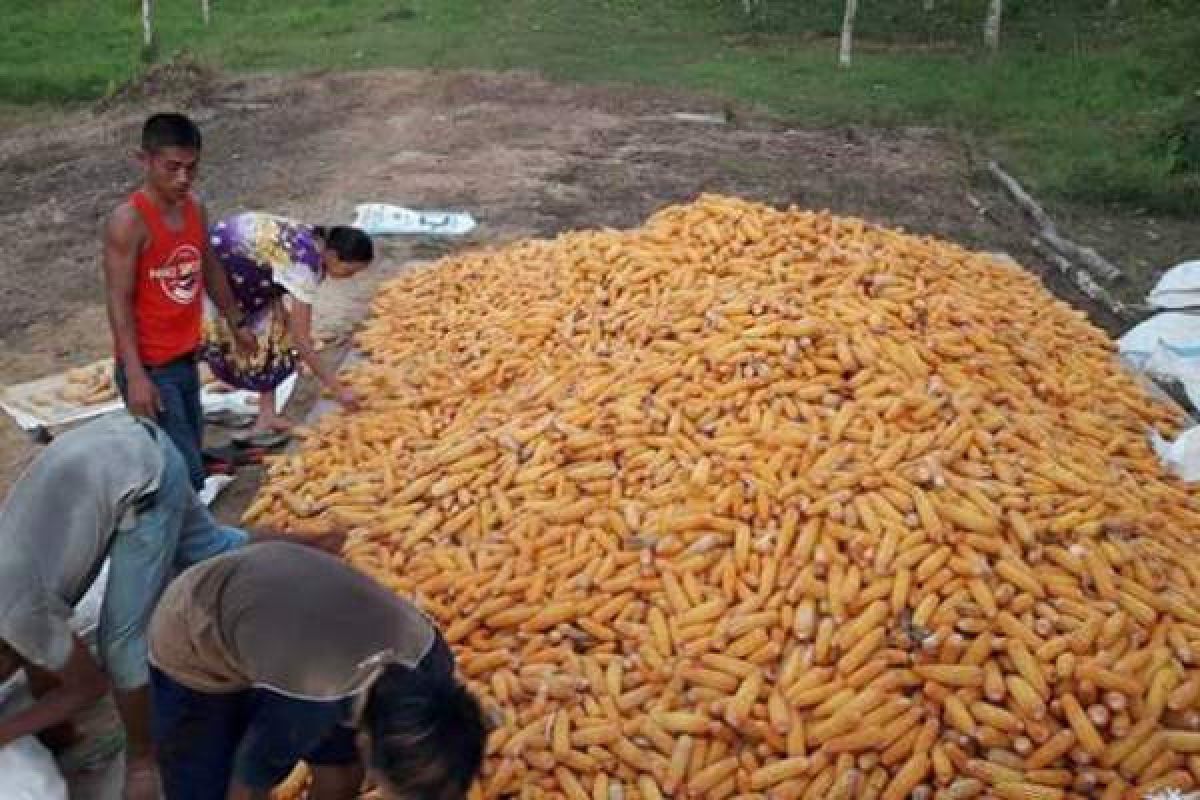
[102,114,255,495]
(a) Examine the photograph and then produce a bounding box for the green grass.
[2,0,1196,215]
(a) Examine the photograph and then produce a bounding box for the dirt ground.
[1,66,1196,500]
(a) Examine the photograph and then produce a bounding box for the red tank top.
[127,190,205,366]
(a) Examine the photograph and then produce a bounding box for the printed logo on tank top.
[148,244,202,305]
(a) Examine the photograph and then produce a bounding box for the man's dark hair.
[141,113,203,153]
[363,665,487,800]
[314,226,374,264]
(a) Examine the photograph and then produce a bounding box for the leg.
[151,667,250,800]
[252,387,294,434]
[179,359,205,477]
[98,435,192,761]
[116,686,160,800]
[148,362,206,491]
[254,388,277,429]
[175,488,247,570]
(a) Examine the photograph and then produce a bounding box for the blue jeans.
[98,425,247,691]
[150,669,357,799]
[115,357,205,491]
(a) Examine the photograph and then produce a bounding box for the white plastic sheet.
[1,371,297,433]
[351,203,476,236]
[0,737,68,800]
[1119,313,1200,411]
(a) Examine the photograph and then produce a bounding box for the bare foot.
[124,756,162,800]
[254,414,294,433]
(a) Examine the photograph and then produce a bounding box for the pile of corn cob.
[254,195,1200,800]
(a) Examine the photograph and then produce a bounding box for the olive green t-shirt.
[148,542,435,699]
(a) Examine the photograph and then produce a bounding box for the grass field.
[2,0,1197,215]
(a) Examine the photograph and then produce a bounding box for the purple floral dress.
[200,213,324,391]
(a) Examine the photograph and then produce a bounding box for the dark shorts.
[150,668,357,800]
[150,635,456,799]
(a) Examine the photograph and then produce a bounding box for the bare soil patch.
[2,67,1188,498]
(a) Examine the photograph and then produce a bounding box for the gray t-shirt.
[0,413,164,671]
[148,542,436,699]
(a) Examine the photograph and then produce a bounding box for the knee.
[99,633,149,692]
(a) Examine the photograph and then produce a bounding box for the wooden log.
[988,160,1123,283]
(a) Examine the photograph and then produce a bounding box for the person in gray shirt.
[148,542,488,800]
[0,413,338,800]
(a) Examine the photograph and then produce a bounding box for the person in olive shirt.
[147,542,488,800]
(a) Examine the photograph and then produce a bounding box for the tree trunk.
[142,0,154,48]
[202,0,211,25]
[983,0,1002,51]
[839,0,858,67]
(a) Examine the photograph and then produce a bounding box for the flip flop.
[231,430,291,449]
[203,409,256,428]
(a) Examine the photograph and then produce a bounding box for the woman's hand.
[232,326,258,358]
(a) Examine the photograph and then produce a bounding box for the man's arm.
[103,206,161,418]
[0,637,109,747]
[226,694,348,800]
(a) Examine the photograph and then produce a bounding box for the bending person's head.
[315,225,374,278]
[361,664,488,800]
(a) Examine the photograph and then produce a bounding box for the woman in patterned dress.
[200,213,373,440]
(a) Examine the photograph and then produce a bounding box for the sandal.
[231,429,291,449]
[203,409,256,428]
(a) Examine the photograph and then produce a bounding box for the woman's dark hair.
[314,225,374,264]
[363,664,488,800]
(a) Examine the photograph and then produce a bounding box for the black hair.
[141,113,203,153]
[363,665,488,800]
[314,226,374,264]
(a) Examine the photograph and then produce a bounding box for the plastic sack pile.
[253,196,1200,800]
[1119,261,1200,480]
